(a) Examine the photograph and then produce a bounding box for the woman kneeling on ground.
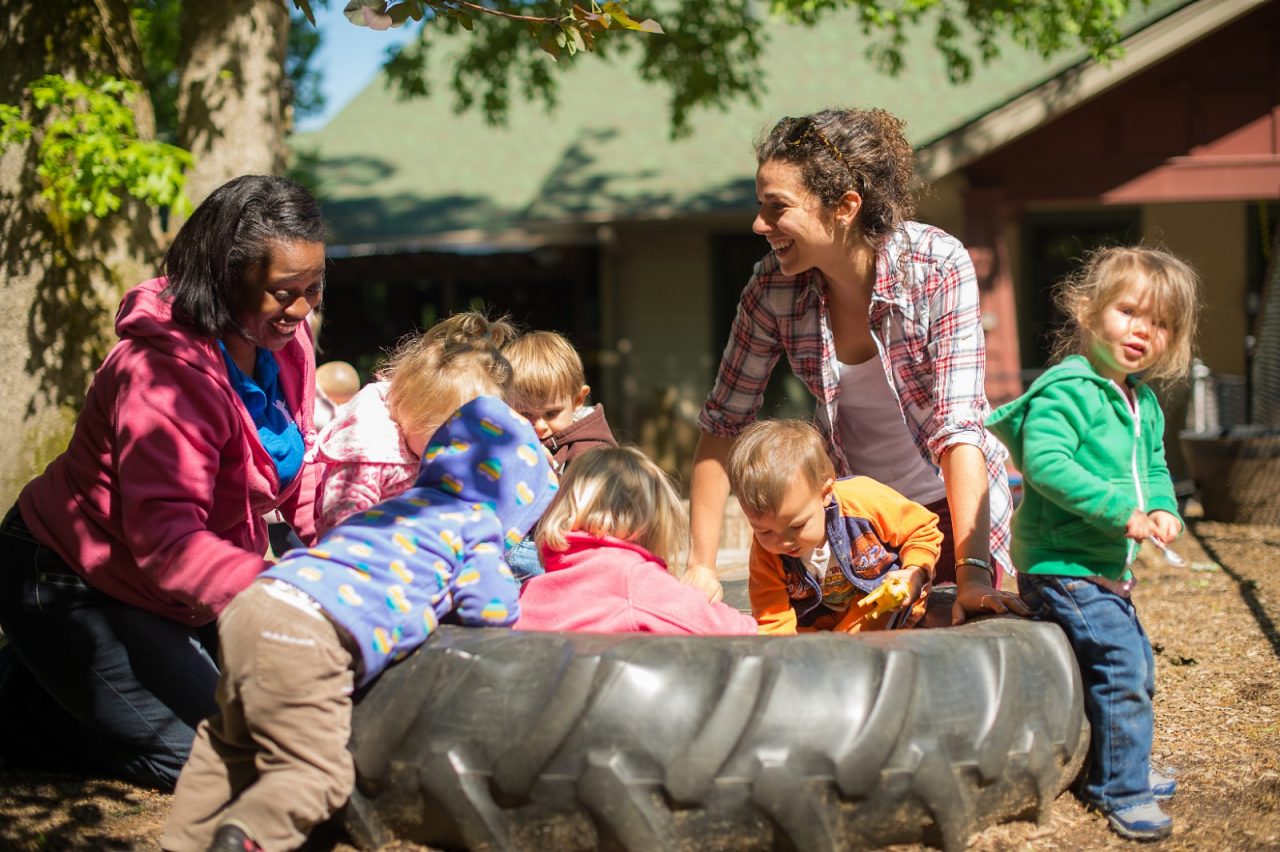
[0,175,327,791]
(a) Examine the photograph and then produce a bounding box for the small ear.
[821,477,836,503]
[835,190,862,227]
[576,384,591,407]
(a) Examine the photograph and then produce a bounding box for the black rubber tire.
[343,614,1087,852]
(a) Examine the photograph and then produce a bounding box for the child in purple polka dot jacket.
[162,395,558,852]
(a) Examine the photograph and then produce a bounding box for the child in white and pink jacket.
[308,311,515,536]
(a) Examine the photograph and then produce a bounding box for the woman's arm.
[113,361,271,617]
[690,265,786,602]
[685,431,735,603]
[943,444,1028,624]
[914,237,1026,623]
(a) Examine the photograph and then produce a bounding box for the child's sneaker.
[1105,801,1173,841]
[1150,767,1177,800]
[207,822,263,852]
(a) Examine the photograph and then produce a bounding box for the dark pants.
[0,504,220,791]
[923,497,958,585]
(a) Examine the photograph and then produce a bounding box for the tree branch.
[448,2,558,24]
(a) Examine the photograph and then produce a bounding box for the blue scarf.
[218,342,305,487]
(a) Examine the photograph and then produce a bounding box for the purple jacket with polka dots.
[262,395,558,687]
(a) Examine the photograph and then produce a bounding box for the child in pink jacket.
[309,311,514,536]
[514,447,757,635]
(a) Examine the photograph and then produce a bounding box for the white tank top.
[834,356,948,505]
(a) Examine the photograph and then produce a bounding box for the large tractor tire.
[343,615,1087,852]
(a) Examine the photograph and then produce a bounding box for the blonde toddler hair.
[536,446,689,573]
[1052,246,1201,383]
[501,331,587,410]
[728,420,836,514]
[381,310,516,444]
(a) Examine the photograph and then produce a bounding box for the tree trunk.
[178,0,290,209]
[0,0,161,506]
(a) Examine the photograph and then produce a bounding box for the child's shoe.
[1105,801,1173,841]
[1150,767,1177,800]
[207,822,263,852]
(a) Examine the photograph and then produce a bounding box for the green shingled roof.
[296,1,1191,247]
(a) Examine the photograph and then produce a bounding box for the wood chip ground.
[2,516,1277,851]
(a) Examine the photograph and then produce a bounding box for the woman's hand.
[682,562,725,604]
[686,431,735,605]
[951,563,1030,625]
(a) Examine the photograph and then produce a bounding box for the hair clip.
[784,116,858,183]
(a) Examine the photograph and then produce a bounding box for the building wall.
[1144,202,1249,375]
[917,173,967,238]
[606,221,719,479]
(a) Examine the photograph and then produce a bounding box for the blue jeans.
[1018,573,1156,812]
[0,505,220,791]
[506,535,544,583]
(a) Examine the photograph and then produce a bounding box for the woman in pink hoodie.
[515,447,757,635]
[0,175,325,791]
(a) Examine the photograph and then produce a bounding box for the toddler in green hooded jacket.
[988,246,1200,842]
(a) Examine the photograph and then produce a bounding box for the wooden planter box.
[1179,429,1280,524]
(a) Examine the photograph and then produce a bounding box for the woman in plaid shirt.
[687,108,1028,624]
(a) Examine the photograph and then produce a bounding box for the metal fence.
[1180,233,1280,525]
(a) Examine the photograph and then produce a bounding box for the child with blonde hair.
[729,419,942,634]
[514,447,756,634]
[501,330,617,579]
[309,311,514,535]
[988,246,1200,841]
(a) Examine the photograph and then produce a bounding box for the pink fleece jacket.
[18,277,319,626]
[308,381,419,537]
[514,531,758,635]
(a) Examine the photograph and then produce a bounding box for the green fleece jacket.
[987,355,1180,580]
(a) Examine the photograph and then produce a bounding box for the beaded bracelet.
[955,556,995,581]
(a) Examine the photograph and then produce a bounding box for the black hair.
[162,175,326,339]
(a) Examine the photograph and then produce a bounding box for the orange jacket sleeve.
[747,542,799,635]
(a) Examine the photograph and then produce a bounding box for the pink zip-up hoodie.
[514,532,759,635]
[18,277,319,626]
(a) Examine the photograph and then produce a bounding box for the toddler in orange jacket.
[728,420,942,634]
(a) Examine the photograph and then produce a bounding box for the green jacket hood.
[988,355,1129,469]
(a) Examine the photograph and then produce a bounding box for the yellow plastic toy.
[862,576,911,619]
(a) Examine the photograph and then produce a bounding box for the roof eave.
[916,0,1271,182]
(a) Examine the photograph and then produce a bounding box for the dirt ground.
[2,514,1278,851]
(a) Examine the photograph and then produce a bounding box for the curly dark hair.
[755,108,916,245]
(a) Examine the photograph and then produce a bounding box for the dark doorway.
[710,233,815,420]
[318,246,600,388]
[1020,211,1143,370]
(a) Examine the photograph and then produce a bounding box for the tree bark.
[178,0,291,209]
[0,0,161,506]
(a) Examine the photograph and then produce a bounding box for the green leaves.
[0,76,193,233]
[330,1,662,59]
[766,0,1142,84]
[363,0,1146,139]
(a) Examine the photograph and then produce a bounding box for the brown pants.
[162,581,356,852]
